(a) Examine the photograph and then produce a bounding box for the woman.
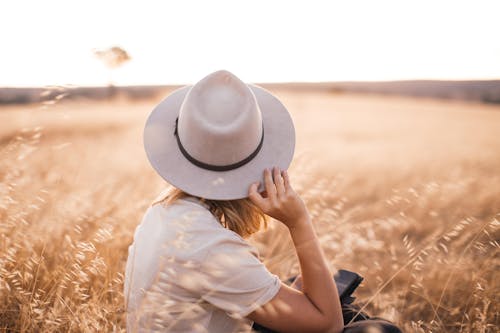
[125,70,402,333]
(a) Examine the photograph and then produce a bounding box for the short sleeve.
[198,232,281,318]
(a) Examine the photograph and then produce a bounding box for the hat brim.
[143,84,295,200]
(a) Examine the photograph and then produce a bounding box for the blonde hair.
[152,187,268,238]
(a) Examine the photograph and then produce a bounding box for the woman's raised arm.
[247,167,343,333]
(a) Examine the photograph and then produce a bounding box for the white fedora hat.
[143,70,295,200]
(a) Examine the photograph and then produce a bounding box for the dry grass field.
[0,89,499,332]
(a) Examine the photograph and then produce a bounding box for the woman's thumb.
[248,182,264,205]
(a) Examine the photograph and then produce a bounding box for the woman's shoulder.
[158,198,256,247]
[134,197,258,258]
[144,197,235,240]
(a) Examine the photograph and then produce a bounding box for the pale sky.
[1,0,499,87]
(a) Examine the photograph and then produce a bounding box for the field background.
[1,89,499,332]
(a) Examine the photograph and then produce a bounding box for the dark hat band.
[173,117,264,172]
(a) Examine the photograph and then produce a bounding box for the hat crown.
[177,70,263,166]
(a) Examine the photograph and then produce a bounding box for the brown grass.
[0,90,499,332]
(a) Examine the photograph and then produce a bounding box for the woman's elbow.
[314,316,344,333]
[325,323,344,333]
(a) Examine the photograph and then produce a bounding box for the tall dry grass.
[0,91,499,332]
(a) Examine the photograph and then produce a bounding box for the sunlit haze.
[1,0,499,87]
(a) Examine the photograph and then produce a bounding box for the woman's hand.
[248,167,310,230]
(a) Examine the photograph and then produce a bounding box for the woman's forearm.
[248,167,344,332]
[289,217,343,331]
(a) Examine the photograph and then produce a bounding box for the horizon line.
[2,77,500,89]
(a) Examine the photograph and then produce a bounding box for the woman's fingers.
[282,169,291,191]
[273,167,285,197]
[264,168,277,197]
[248,182,265,207]
[249,168,308,225]
[249,167,289,210]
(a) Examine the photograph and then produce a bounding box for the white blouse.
[124,196,281,332]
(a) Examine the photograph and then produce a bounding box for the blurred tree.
[93,46,131,95]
